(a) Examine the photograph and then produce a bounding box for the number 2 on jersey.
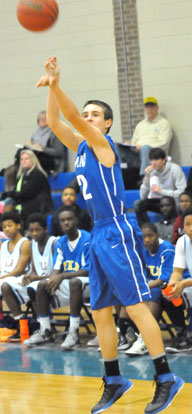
[77,175,92,200]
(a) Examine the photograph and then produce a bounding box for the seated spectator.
[1,213,56,342]
[134,147,186,227]
[23,206,90,349]
[1,150,53,227]
[155,196,177,242]
[131,97,172,179]
[51,185,93,236]
[125,222,187,356]
[172,191,192,245]
[164,207,192,353]
[26,109,68,175]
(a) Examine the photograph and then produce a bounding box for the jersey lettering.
[147,265,160,278]
[75,153,86,168]
[63,260,80,271]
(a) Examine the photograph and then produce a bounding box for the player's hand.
[36,73,50,88]
[46,274,63,295]
[168,281,184,300]
[21,274,37,286]
[37,57,60,88]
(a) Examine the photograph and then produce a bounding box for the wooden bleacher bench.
[2,299,95,335]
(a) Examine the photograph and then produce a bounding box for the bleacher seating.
[0,164,189,195]
[124,189,140,209]
[51,193,62,210]
[48,172,76,191]
[181,166,190,180]
[0,177,5,193]
[0,166,190,232]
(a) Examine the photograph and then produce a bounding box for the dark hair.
[58,205,77,217]
[179,191,192,201]
[1,211,23,225]
[141,222,158,234]
[160,195,176,206]
[149,147,166,160]
[63,185,77,195]
[83,100,113,133]
[182,207,192,222]
[27,213,47,229]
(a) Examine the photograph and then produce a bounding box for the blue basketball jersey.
[143,239,175,283]
[53,230,90,273]
[75,135,127,222]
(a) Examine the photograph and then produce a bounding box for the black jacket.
[9,168,53,225]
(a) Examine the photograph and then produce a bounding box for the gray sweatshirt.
[140,161,186,201]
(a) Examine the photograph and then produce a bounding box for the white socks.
[69,316,80,332]
[39,316,51,333]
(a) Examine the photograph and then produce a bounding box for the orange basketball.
[16,0,59,32]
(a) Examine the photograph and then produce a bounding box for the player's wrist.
[50,78,59,89]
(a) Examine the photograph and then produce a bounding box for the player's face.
[82,104,112,134]
[62,188,77,206]
[58,211,78,233]
[2,220,21,239]
[150,158,166,171]
[179,195,192,212]
[183,215,192,240]
[142,228,159,254]
[28,222,46,242]
[159,199,174,219]
[20,153,33,170]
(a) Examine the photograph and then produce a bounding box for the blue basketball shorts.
[89,214,151,310]
[149,286,162,304]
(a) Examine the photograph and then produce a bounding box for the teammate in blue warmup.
[141,223,186,336]
[23,206,90,348]
[36,57,184,414]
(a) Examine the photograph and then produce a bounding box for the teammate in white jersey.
[164,207,192,352]
[1,213,56,342]
[0,211,31,330]
[35,57,184,414]
[0,211,30,283]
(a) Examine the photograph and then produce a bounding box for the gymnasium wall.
[1,0,192,170]
[0,0,121,170]
[136,0,192,165]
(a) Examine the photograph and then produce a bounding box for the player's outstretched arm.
[37,57,83,153]
[39,57,115,166]
[47,88,83,153]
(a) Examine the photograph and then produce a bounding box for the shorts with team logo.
[89,214,151,310]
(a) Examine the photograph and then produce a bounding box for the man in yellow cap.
[131,97,172,180]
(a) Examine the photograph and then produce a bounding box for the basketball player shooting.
[37,57,184,414]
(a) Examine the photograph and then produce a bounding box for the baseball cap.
[144,97,158,105]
